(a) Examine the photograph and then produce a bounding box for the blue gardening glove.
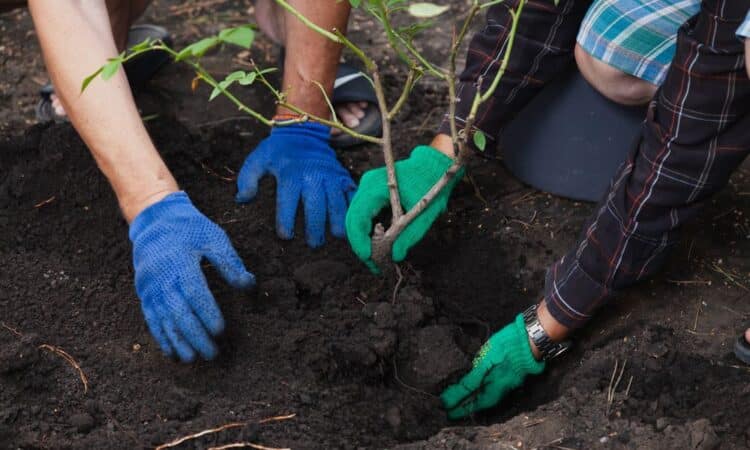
[235,122,356,248]
[129,192,255,362]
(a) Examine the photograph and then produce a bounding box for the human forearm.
[276,0,350,119]
[29,0,177,222]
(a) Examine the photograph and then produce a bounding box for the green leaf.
[209,81,229,101]
[238,72,257,86]
[348,0,362,7]
[80,67,104,93]
[175,37,220,61]
[128,37,152,52]
[407,2,449,18]
[101,58,123,80]
[209,71,241,101]
[219,26,255,49]
[225,70,247,83]
[473,130,487,151]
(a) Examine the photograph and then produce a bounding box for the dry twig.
[33,196,56,208]
[38,344,89,394]
[1,322,22,337]
[606,359,627,415]
[208,443,290,450]
[392,264,404,304]
[155,414,296,450]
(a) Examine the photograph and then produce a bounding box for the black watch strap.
[522,304,572,361]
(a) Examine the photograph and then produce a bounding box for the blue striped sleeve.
[737,10,750,38]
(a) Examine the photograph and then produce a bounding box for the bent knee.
[574,44,657,106]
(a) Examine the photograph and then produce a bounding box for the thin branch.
[271,0,342,44]
[388,67,418,120]
[310,80,339,123]
[278,101,383,145]
[389,162,464,237]
[374,1,415,64]
[393,30,446,80]
[449,2,482,155]
[272,0,375,71]
[371,69,402,221]
[472,1,525,109]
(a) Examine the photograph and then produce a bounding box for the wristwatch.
[522,304,572,361]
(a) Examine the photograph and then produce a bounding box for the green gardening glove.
[345,145,464,272]
[441,314,545,419]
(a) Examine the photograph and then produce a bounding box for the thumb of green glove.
[345,145,464,273]
[441,314,545,419]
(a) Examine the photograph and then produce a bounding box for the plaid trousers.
[440,0,750,329]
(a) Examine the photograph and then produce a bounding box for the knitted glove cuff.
[507,314,546,377]
[128,191,190,242]
[270,121,331,142]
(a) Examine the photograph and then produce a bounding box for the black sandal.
[275,49,382,149]
[329,63,382,149]
[36,24,172,123]
[735,332,750,365]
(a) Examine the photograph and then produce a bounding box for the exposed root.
[257,413,297,424]
[156,422,252,450]
[208,443,290,450]
[391,264,404,304]
[197,160,236,182]
[155,414,296,450]
[38,344,89,394]
[33,196,56,208]
[1,322,22,337]
[465,172,488,207]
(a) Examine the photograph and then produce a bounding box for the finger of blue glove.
[235,153,268,203]
[179,273,226,336]
[276,178,302,240]
[203,232,256,290]
[163,317,197,363]
[168,295,219,361]
[141,303,174,357]
[303,183,327,248]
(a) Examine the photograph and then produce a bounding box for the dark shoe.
[275,49,382,149]
[734,333,750,365]
[329,63,382,149]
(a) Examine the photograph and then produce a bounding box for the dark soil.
[2,1,750,449]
